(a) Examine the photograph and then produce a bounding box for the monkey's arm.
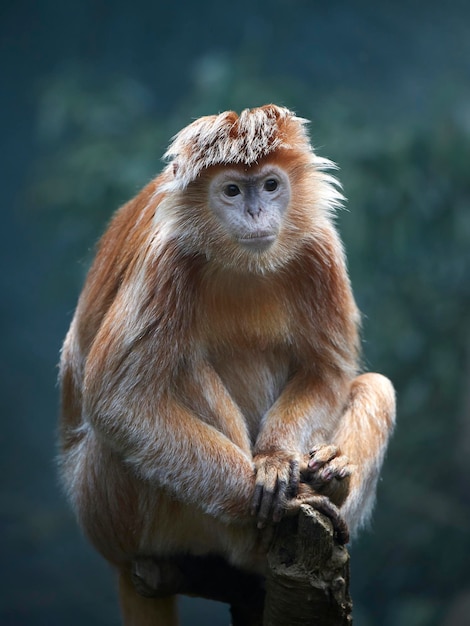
[256,372,395,535]
[252,370,347,526]
[82,333,256,523]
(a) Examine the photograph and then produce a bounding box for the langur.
[59,105,395,625]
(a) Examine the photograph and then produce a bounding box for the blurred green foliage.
[28,63,470,625]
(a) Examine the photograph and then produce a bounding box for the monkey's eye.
[224,184,241,197]
[264,179,278,192]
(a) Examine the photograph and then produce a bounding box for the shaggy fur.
[163,105,311,189]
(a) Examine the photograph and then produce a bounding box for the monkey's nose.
[246,203,262,218]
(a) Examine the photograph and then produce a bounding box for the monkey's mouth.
[238,232,276,250]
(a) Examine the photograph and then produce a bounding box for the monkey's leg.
[298,373,395,540]
[316,372,395,535]
[131,555,265,623]
[119,567,178,626]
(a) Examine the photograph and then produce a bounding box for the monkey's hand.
[251,452,299,529]
[300,444,355,508]
[284,483,350,545]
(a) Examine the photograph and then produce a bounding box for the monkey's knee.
[351,373,396,427]
[67,448,143,562]
[353,372,394,396]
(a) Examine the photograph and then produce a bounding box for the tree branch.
[132,505,352,625]
[264,504,352,625]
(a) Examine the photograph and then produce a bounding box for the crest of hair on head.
[162,105,316,190]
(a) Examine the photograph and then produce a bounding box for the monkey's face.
[208,164,291,255]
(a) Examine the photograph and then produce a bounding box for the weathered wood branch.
[264,504,352,625]
[132,504,352,625]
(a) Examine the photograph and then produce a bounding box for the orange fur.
[59,105,395,625]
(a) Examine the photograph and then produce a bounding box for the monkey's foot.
[307,444,352,480]
[131,557,184,597]
[301,444,354,508]
[132,555,266,611]
[285,491,350,545]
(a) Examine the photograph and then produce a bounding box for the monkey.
[58,105,396,625]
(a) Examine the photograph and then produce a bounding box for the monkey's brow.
[229,172,273,185]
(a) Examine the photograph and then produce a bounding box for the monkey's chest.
[197,284,294,436]
[209,346,291,439]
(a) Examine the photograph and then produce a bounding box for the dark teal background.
[1,1,469,624]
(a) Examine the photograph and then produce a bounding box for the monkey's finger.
[288,458,300,497]
[273,458,300,522]
[308,444,339,471]
[251,482,264,517]
[257,489,276,529]
[272,478,288,523]
[319,460,354,482]
[289,495,350,545]
[316,498,349,545]
[308,444,338,465]
[256,466,279,528]
[251,463,276,519]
